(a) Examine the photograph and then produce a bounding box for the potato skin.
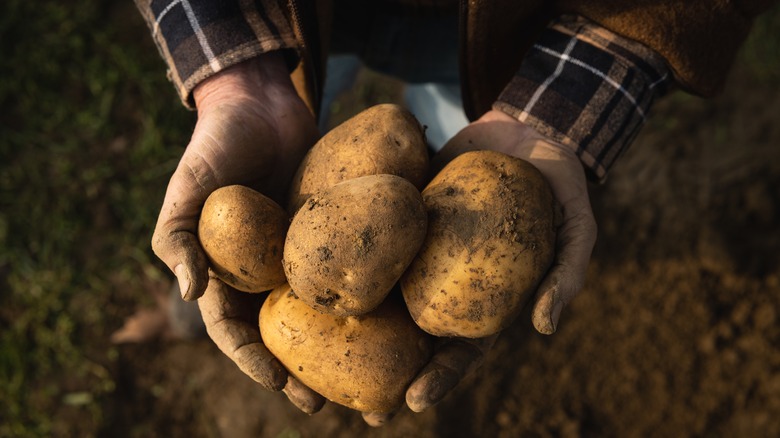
[400,150,556,338]
[259,283,433,414]
[198,185,288,292]
[287,103,429,214]
[283,174,427,316]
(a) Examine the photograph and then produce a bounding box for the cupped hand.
[383,109,597,419]
[150,53,324,410]
[432,109,597,335]
[152,52,318,301]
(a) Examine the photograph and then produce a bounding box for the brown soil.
[107,64,780,437]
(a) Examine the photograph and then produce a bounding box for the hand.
[359,336,497,426]
[150,53,324,410]
[375,110,597,420]
[152,52,317,301]
[432,109,597,335]
[198,276,326,412]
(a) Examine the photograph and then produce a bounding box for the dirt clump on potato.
[401,150,556,338]
[198,185,288,292]
[259,283,434,414]
[283,174,427,316]
[287,103,429,214]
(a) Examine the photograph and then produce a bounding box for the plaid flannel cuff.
[135,0,298,109]
[494,15,672,182]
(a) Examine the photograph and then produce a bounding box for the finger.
[282,376,326,415]
[531,194,597,335]
[406,336,496,413]
[198,276,287,391]
[152,152,222,301]
[361,411,396,427]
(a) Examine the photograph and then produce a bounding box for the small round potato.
[198,185,288,292]
[401,150,556,338]
[259,283,433,414]
[283,174,427,316]
[287,103,429,214]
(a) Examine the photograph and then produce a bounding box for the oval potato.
[284,174,427,316]
[287,103,429,214]
[198,185,288,292]
[259,283,433,414]
[401,150,556,338]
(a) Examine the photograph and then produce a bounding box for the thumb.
[152,154,217,301]
[531,196,597,334]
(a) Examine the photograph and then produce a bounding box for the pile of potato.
[197,104,556,415]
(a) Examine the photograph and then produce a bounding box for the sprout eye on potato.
[198,185,289,293]
[283,174,427,316]
[259,283,433,414]
[401,150,557,338]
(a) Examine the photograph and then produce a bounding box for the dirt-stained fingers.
[405,335,497,413]
[198,276,287,391]
[282,376,326,414]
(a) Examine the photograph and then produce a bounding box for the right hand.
[150,53,325,410]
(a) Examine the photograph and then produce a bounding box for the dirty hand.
[365,109,597,423]
[359,335,497,426]
[150,53,324,410]
[433,109,597,335]
[152,53,316,301]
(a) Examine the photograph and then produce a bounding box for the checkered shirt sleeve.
[134,0,298,109]
[494,15,672,182]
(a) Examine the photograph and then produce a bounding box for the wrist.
[473,110,574,161]
[193,52,296,114]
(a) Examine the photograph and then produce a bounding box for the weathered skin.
[401,150,556,338]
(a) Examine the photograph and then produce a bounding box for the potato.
[259,283,433,414]
[198,185,288,292]
[283,174,427,316]
[287,103,429,214]
[400,150,556,338]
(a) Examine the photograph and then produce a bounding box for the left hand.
[432,109,597,336]
[363,110,596,423]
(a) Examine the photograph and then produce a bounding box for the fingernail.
[550,299,565,332]
[174,264,190,300]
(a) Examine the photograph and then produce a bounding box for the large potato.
[287,103,429,214]
[400,150,556,338]
[198,185,288,292]
[283,174,427,316]
[259,283,433,414]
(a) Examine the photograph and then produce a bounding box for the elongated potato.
[401,150,556,338]
[198,185,288,292]
[287,103,429,214]
[259,284,433,414]
[283,174,427,316]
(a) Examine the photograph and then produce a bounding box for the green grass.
[0,1,191,436]
[0,1,777,436]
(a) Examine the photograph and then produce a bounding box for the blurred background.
[1,1,779,437]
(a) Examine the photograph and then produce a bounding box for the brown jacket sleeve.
[556,0,778,96]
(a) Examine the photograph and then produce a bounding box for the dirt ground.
[104,52,780,437]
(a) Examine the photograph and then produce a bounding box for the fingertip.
[532,312,556,335]
[406,367,459,413]
[174,264,191,300]
[233,344,288,391]
[283,376,326,414]
[531,285,557,335]
[362,411,396,427]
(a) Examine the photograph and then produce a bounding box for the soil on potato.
[106,65,780,437]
